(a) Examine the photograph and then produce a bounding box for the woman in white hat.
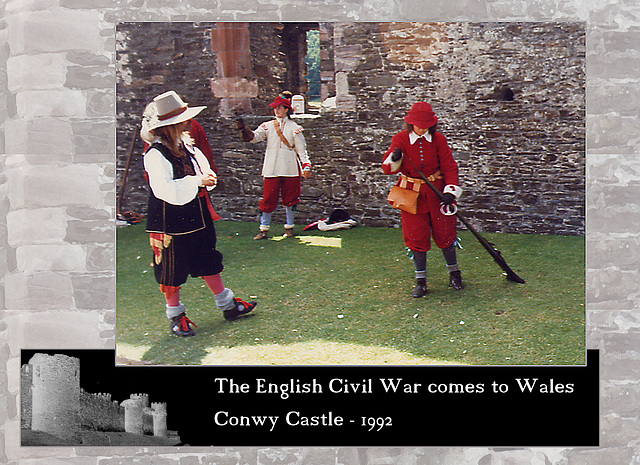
[382,102,464,297]
[141,90,257,337]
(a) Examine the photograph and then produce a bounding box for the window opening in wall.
[281,23,320,114]
[305,29,321,105]
[494,85,515,101]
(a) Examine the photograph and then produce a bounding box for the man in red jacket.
[382,102,464,297]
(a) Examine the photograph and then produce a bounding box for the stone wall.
[151,402,168,437]
[20,365,32,429]
[20,364,121,433]
[79,391,125,432]
[116,21,585,235]
[22,355,165,438]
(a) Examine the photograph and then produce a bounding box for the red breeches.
[259,176,301,213]
[401,199,457,252]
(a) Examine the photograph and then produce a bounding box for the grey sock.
[214,288,236,311]
[413,250,427,272]
[166,302,186,319]
[442,244,458,267]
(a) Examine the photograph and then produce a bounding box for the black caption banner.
[21,349,599,447]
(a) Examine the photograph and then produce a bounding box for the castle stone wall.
[122,395,144,435]
[79,391,125,432]
[22,355,167,439]
[116,21,585,235]
[20,365,32,429]
[152,402,168,438]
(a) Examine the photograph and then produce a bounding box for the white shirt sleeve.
[293,127,310,166]
[251,122,269,143]
[191,147,217,192]
[144,147,203,206]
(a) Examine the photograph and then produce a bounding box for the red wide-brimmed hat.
[403,102,438,128]
[269,96,292,109]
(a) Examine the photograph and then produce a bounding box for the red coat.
[189,119,217,173]
[382,130,459,251]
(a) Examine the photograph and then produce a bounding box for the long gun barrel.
[417,171,526,284]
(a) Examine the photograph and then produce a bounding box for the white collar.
[409,131,432,144]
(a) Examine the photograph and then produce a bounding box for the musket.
[116,130,145,224]
[401,155,525,283]
[117,130,137,217]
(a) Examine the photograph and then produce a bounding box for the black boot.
[412,278,429,298]
[449,270,464,290]
[223,297,258,321]
[170,313,197,337]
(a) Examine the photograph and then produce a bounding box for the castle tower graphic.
[121,394,145,435]
[151,402,168,438]
[29,353,80,439]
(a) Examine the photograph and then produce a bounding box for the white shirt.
[251,117,311,177]
[144,135,216,206]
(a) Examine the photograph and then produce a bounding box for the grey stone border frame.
[0,0,637,464]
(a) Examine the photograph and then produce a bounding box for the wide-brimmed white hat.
[141,91,206,138]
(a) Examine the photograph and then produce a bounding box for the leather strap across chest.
[273,120,294,150]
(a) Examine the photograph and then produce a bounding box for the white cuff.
[443,184,463,199]
[214,288,236,311]
[383,153,402,172]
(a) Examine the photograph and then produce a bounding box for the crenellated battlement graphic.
[21,353,170,441]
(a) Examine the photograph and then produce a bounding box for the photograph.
[115,22,585,366]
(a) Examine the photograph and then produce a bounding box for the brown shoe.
[283,228,295,238]
[253,230,269,240]
[412,278,429,298]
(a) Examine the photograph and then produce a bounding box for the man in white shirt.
[237,95,312,239]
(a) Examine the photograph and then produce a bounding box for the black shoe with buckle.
[224,298,258,321]
[412,278,429,298]
[449,270,464,290]
[170,312,197,337]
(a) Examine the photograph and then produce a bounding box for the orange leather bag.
[387,175,422,215]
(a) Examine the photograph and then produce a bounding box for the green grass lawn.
[116,221,585,366]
